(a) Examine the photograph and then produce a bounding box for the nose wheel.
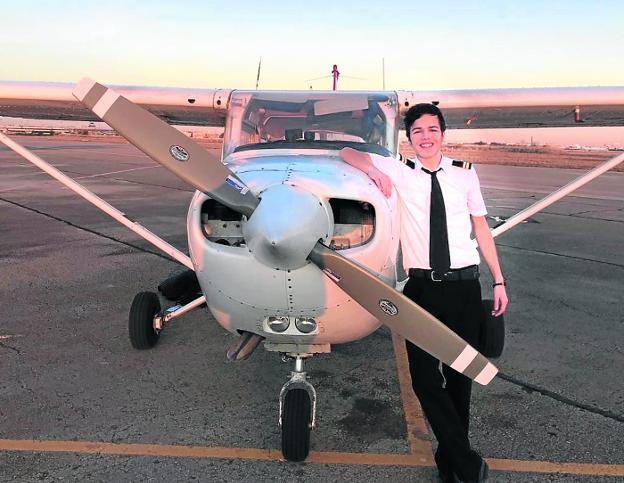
[281,388,312,461]
[279,356,316,462]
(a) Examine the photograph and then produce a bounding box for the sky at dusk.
[1,0,622,91]
[1,1,623,146]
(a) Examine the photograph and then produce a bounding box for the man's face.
[408,114,444,162]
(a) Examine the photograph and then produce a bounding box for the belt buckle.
[430,270,443,282]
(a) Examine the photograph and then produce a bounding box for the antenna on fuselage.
[306,64,365,90]
[255,56,262,90]
[382,57,386,90]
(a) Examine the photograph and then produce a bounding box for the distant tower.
[332,64,340,91]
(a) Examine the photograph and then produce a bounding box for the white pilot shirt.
[371,154,487,270]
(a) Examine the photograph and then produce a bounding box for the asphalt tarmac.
[0,137,622,482]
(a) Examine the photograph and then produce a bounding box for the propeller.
[72,78,259,218]
[73,78,498,385]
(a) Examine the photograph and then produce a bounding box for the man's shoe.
[435,449,458,483]
[477,459,489,482]
[462,459,488,482]
[437,466,459,483]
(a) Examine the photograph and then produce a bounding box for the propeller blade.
[72,78,259,217]
[308,242,498,385]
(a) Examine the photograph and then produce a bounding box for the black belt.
[408,265,479,282]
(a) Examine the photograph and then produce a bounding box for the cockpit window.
[223,91,399,157]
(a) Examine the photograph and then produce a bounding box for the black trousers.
[403,276,486,481]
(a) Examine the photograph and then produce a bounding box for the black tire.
[129,291,161,350]
[281,388,312,462]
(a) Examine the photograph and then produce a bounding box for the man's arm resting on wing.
[339,147,393,197]
[471,215,509,316]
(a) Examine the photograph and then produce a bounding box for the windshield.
[223,91,399,157]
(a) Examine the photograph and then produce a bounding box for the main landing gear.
[128,270,206,350]
[128,291,161,349]
[279,356,317,462]
[128,285,206,351]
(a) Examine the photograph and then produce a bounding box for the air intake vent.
[328,198,375,249]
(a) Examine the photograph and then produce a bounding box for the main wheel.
[281,388,312,462]
[128,291,161,349]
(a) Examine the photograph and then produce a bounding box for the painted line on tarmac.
[497,242,624,269]
[74,165,159,179]
[391,334,434,460]
[0,165,159,194]
[0,439,622,476]
[481,182,624,202]
[0,439,421,466]
[487,458,624,477]
[307,451,429,466]
[74,149,152,159]
[0,439,282,462]
[0,196,181,265]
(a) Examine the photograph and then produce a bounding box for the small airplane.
[1,78,624,461]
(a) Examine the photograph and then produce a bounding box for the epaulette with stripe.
[398,153,416,169]
[452,160,472,170]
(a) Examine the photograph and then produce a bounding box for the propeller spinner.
[73,78,498,385]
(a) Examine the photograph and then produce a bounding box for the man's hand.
[472,215,509,317]
[367,165,393,198]
[339,147,393,198]
[492,285,508,317]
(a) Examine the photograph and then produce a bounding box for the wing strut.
[480,152,624,243]
[0,132,194,270]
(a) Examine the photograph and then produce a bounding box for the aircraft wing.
[2,80,624,129]
[0,81,231,126]
[397,86,624,128]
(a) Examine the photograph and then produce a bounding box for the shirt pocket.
[441,180,469,219]
[399,176,429,209]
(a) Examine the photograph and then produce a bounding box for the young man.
[340,103,508,482]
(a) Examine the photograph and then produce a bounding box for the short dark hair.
[404,103,446,139]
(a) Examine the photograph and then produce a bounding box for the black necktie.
[422,168,450,274]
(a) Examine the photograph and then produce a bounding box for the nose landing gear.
[279,356,316,462]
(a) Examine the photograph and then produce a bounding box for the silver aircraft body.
[1,79,624,461]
